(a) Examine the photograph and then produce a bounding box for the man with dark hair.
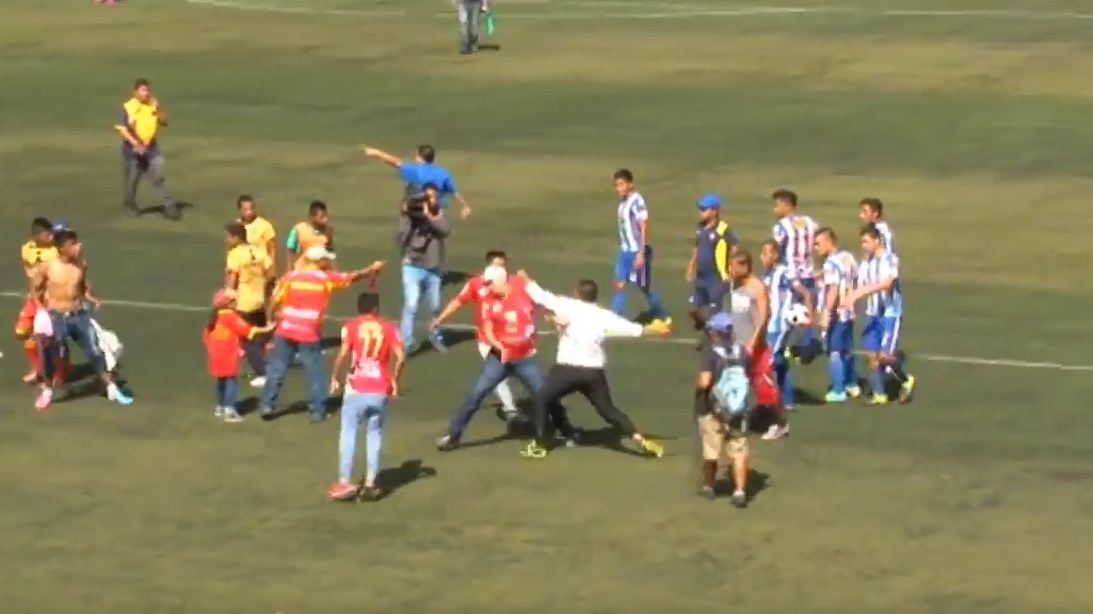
[31,230,133,410]
[611,168,670,325]
[328,292,406,502]
[362,144,472,219]
[771,188,819,348]
[518,271,670,459]
[397,184,450,353]
[858,198,896,254]
[849,224,915,405]
[225,221,275,388]
[16,218,58,383]
[114,78,179,219]
[814,227,860,402]
[236,195,277,271]
[286,200,333,271]
[433,249,519,418]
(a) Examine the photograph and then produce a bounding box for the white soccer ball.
[785,304,811,327]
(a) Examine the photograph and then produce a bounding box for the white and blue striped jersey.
[873,220,896,254]
[762,263,795,335]
[617,192,648,253]
[857,251,902,318]
[820,250,857,322]
[772,213,819,280]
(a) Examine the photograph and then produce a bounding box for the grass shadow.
[372,459,438,500]
[137,201,194,220]
[441,270,471,288]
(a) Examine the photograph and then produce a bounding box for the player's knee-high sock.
[643,289,668,319]
[493,378,517,413]
[774,356,795,407]
[610,289,627,315]
[365,413,383,487]
[869,367,885,396]
[828,352,846,394]
[844,353,858,389]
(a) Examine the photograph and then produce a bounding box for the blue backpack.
[710,345,750,419]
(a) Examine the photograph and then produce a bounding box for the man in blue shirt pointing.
[362,144,472,220]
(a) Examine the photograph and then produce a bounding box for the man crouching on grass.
[692,309,751,508]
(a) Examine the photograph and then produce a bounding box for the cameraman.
[397,183,451,353]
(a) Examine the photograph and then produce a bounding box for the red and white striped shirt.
[772,213,819,281]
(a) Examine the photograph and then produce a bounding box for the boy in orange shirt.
[204,289,274,423]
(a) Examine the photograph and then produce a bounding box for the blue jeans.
[339,392,388,483]
[41,309,104,382]
[401,264,442,348]
[260,335,327,417]
[448,353,545,439]
[216,377,239,409]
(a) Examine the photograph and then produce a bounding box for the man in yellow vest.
[114,78,179,220]
[285,200,334,271]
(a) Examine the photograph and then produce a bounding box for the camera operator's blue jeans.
[447,354,545,440]
[401,264,443,348]
[261,335,327,419]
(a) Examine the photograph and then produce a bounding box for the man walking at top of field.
[362,144,472,220]
[114,78,180,220]
[611,168,670,326]
[31,230,133,410]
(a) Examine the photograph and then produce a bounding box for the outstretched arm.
[361,146,403,168]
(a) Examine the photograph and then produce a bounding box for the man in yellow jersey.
[114,78,180,220]
[285,200,334,271]
[236,194,278,294]
[225,222,276,388]
[15,218,58,383]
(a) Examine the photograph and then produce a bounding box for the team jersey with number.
[342,315,402,394]
[484,277,537,362]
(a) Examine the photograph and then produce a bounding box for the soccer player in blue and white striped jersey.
[771,189,820,345]
[849,224,915,405]
[610,169,670,325]
[760,240,812,410]
[814,228,860,403]
[859,198,896,254]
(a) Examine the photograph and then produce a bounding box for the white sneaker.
[249,376,266,388]
[214,405,225,418]
[761,424,789,441]
[222,407,244,423]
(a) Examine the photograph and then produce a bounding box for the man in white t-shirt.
[516,271,670,459]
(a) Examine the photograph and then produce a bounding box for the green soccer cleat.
[898,375,916,404]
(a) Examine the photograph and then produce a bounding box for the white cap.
[482,265,508,286]
[304,246,336,262]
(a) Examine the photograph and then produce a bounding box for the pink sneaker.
[35,387,53,412]
[326,482,358,501]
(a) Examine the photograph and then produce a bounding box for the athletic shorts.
[825,319,854,354]
[862,315,900,354]
[747,345,781,406]
[689,277,727,312]
[15,298,37,336]
[614,246,653,289]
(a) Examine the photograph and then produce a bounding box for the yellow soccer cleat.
[639,437,665,458]
[520,441,548,459]
[867,393,890,406]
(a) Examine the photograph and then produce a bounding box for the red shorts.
[748,345,781,407]
[15,299,37,336]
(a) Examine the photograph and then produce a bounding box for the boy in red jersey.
[436,266,574,451]
[327,292,406,502]
[432,249,519,419]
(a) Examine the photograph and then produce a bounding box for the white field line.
[4,291,1090,372]
[183,0,1093,21]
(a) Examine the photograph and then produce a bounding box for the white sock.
[494,379,517,413]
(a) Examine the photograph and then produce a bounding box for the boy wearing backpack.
[693,310,751,508]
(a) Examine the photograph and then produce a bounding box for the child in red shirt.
[204,289,273,423]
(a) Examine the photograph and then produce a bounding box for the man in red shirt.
[259,246,384,423]
[327,292,405,502]
[436,266,573,451]
[432,249,519,419]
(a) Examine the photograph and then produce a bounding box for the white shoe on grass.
[214,405,225,418]
[249,376,266,389]
[222,407,244,423]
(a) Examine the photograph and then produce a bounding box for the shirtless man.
[31,230,133,410]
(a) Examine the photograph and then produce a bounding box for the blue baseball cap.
[706,311,733,332]
[696,194,722,211]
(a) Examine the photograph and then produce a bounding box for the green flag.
[485,10,496,36]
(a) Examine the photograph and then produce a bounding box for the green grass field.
[3,0,1093,611]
